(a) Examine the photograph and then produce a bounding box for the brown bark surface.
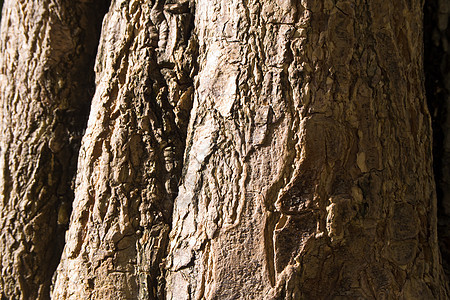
[52,0,196,299]
[166,0,450,299]
[0,0,448,299]
[0,1,107,299]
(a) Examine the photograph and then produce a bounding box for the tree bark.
[52,0,196,299]
[0,0,449,299]
[166,0,450,299]
[0,0,107,299]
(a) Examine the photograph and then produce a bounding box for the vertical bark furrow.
[424,0,450,280]
[52,0,197,299]
[0,1,108,299]
[167,0,449,299]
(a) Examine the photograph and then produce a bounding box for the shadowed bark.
[0,0,108,298]
[425,0,450,279]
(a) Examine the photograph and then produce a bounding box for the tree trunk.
[0,0,448,299]
[0,0,107,299]
[52,0,196,299]
[166,0,450,298]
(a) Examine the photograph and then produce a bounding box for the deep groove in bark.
[0,1,110,299]
[424,0,450,280]
[48,0,112,288]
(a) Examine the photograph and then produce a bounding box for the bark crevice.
[0,1,110,298]
[424,0,450,280]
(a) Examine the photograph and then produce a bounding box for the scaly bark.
[52,0,196,298]
[0,0,107,299]
[166,0,449,299]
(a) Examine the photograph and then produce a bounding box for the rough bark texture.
[0,1,107,299]
[166,0,449,299]
[0,0,449,299]
[425,0,450,278]
[52,0,196,299]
